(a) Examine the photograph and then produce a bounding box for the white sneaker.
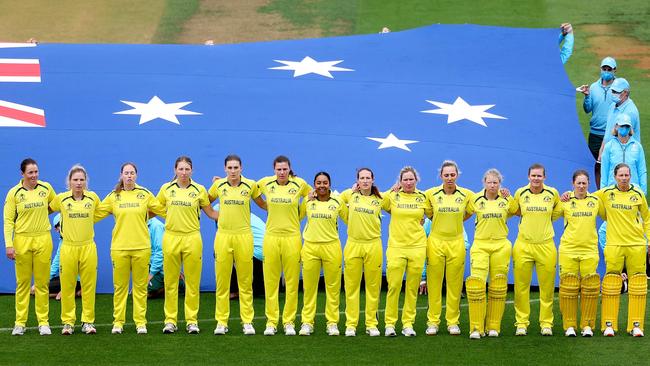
[284,324,296,336]
[62,324,75,335]
[488,329,499,337]
[242,323,255,335]
[213,324,228,335]
[38,325,51,336]
[515,327,527,336]
[366,327,380,337]
[631,327,644,337]
[603,326,615,337]
[565,327,576,337]
[136,326,148,335]
[299,323,313,336]
[384,326,397,337]
[401,327,416,337]
[263,326,277,336]
[345,327,356,337]
[469,330,481,339]
[541,327,553,336]
[11,326,25,336]
[425,325,439,336]
[162,323,176,334]
[81,323,96,335]
[186,323,200,334]
[111,325,123,334]
[326,324,340,336]
[580,326,593,337]
[448,325,461,335]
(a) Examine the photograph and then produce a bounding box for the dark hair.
[528,163,546,177]
[313,171,331,185]
[224,154,242,166]
[439,160,460,175]
[20,158,37,173]
[614,163,630,176]
[357,167,382,198]
[115,162,138,193]
[273,155,295,177]
[572,169,589,183]
[172,156,193,181]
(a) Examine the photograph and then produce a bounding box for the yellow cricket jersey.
[595,185,650,246]
[339,189,384,241]
[97,185,165,250]
[50,190,101,246]
[302,196,348,243]
[257,175,311,236]
[426,185,474,240]
[3,180,55,248]
[512,184,562,244]
[467,189,515,241]
[559,192,604,252]
[382,189,432,248]
[208,176,261,234]
[156,180,210,234]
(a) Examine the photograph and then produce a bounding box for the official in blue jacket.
[600,114,647,194]
[600,78,640,159]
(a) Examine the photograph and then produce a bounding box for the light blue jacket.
[583,79,614,135]
[600,137,647,194]
[603,99,641,144]
[50,239,62,279]
[251,213,265,261]
[148,217,165,276]
[559,32,574,64]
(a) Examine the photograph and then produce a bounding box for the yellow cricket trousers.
[301,239,342,326]
[111,248,151,327]
[384,246,426,328]
[344,238,383,329]
[214,231,254,326]
[163,231,202,326]
[60,242,97,325]
[13,232,52,327]
[427,236,466,327]
[263,233,302,328]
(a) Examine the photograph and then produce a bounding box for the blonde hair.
[66,164,88,190]
[398,166,420,183]
[483,168,503,183]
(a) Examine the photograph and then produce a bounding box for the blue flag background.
[0,25,595,293]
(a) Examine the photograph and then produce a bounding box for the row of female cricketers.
[4,156,648,339]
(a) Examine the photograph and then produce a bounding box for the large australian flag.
[0,25,591,292]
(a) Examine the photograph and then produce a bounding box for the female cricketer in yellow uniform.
[511,163,562,336]
[4,158,56,336]
[157,156,219,334]
[97,162,165,335]
[382,166,432,337]
[257,155,311,336]
[557,170,604,338]
[464,168,515,339]
[49,165,102,335]
[340,168,385,337]
[298,171,348,336]
[425,160,474,336]
[208,154,266,336]
[596,163,650,337]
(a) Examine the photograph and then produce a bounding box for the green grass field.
[0,289,646,365]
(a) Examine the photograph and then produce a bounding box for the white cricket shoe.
[186,323,200,334]
[541,327,553,336]
[469,330,481,339]
[631,327,644,337]
[425,325,439,336]
[515,327,527,336]
[81,323,96,335]
[580,326,593,337]
[284,324,296,336]
[111,325,123,334]
[299,323,313,336]
[136,326,148,335]
[345,327,356,337]
[242,323,255,335]
[384,326,397,337]
[213,324,228,335]
[448,325,461,335]
[488,330,499,337]
[11,326,25,336]
[366,327,380,337]
[603,326,615,337]
[162,323,176,334]
[565,327,576,337]
[326,324,340,336]
[263,326,277,336]
[401,327,416,337]
[62,324,75,335]
[38,325,51,336]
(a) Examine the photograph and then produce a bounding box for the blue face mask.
[612,93,621,104]
[601,71,614,81]
[618,126,630,137]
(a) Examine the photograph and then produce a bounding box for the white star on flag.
[421,96,506,127]
[114,96,201,125]
[367,133,418,152]
[270,56,354,78]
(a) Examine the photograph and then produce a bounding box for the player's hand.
[561,23,573,35]
[212,175,222,182]
[55,292,62,301]
[308,189,317,201]
[578,85,589,95]
[419,281,427,295]
[351,183,360,192]
[499,187,511,198]
[6,247,15,260]
[560,191,571,202]
[391,183,400,192]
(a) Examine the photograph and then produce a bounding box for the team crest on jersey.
[188,192,197,198]
[328,204,337,211]
[310,202,317,210]
[115,194,121,201]
[38,191,46,197]
[395,193,400,202]
[437,196,443,204]
[571,201,577,209]
[415,196,424,203]
[543,196,552,202]
[288,188,297,194]
[609,192,615,201]
[479,201,485,209]
[67,203,73,210]
[354,195,360,203]
[371,199,380,206]
[630,195,639,202]
[455,197,463,204]
[523,195,530,203]
[587,201,595,208]
[498,201,506,208]
[170,190,176,198]
[269,186,276,194]
[241,190,249,196]
[137,192,145,200]
[84,202,92,209]
[221,188,228,196]
[18,193,25,203]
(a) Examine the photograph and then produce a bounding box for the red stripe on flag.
[0,63,41,77]
[0,105,45,126]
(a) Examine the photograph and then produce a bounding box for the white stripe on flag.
[0,100,45,115]
[0,58,40,64]
[0,42,37,49]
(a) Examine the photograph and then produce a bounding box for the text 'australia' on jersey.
[595,185,650,246]
[50,190,101,245]
[3,180,55,248]
[258,175,310,236]
[339,189,384,241]
[559,192,604,252]
[426,185,474,240]
[467,189,515,241]
[157,180,210,234]
[208,176,261,234]
[512,184,562,244]
[302,196,348,243]
[382,189,431,248]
